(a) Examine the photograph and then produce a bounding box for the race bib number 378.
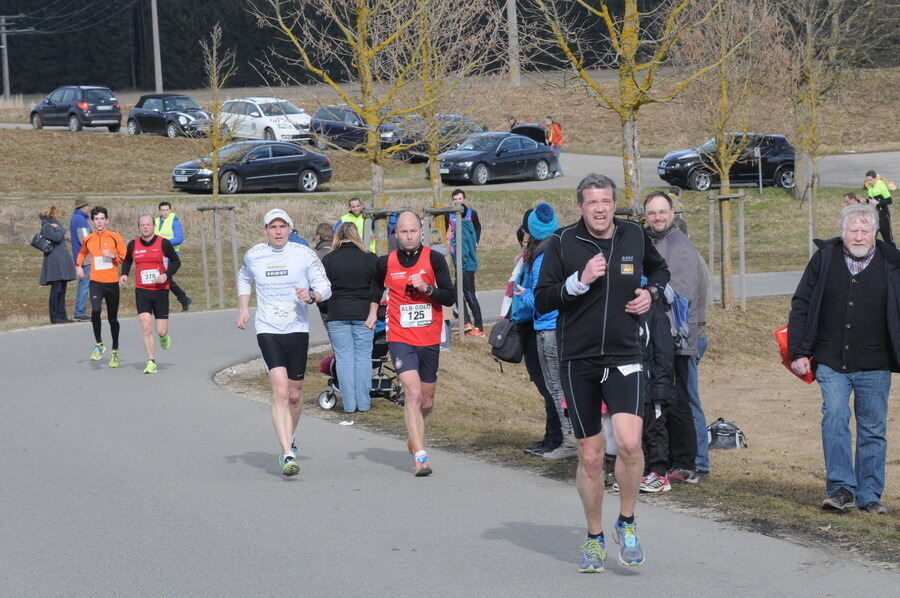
[400,303,432,328]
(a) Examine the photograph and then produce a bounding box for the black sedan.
[431,127,557,185]
[128,94,211,138]
[657,134,796,191]
[172,141,332,194]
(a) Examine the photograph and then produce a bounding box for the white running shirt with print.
[237,242,331,335]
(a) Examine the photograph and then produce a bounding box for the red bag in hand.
[774,326,815,384]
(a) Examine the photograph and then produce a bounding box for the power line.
[20,1,102,22]
[19,0,80,20]
[32,0,139,36]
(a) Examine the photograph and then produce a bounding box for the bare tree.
[529,0,746,210]
[675,0,789,305]
[253,0,434,249]
[403,0,503,218]
[775,0,893,254]
[190,24,238,202]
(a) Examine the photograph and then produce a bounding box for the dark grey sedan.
[429,128,557,185]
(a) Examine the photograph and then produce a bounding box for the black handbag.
[30,232,55,255]
[488,318,524,364]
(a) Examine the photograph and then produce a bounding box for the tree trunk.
[719,177,733,308]
[621,114,642,212]
[371,160,387,254]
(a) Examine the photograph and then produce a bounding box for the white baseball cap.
[264,208,293,229]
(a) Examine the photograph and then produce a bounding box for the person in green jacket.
[154,201,193,311]
[864,170,895,247]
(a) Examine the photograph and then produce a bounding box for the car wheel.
[298,169,319,193]
[126,119,140,135]
[263,128,276,141]
[166,122,180,138]
[534,159,550,181]
[394,149,411,162]
[315,135,328,150]
[68,114,83,132]
[220,171,241,194]
[108,124,120,133]
[688,169,712,192]
[31,113,43,130]
[775,165,795,189]
[472,163,490,185]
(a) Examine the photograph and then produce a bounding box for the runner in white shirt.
[237,209,331,476]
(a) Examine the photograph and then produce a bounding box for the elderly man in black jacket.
[535,173,669,572]
[788,203,898,515]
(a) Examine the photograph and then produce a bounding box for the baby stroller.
[317,326,405,410]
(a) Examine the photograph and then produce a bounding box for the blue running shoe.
[578,538,606,573]
[614,519,645,566]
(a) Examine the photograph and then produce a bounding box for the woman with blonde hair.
[320,222,379,412]
[38,206,77,323]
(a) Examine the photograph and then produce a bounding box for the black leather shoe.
[180,297,192,312]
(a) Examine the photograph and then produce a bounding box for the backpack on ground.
[707,417,748,449]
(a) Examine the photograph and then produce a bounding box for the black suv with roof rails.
[30,85,122,132]
[656,134,796,191]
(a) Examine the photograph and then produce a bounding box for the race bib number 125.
[400,303,432,328]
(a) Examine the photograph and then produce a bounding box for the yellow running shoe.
[90,343,105,361]
[143,360,158,374]
[109,349,120,368]
[159,335,171,350]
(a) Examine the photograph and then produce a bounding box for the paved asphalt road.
[2,288,896,596]
[2,121,898,197]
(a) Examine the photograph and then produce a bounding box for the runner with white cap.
[237,208,331,476]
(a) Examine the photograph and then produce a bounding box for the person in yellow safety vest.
[864,170,896,248]
[155,201,193,311]
[333,197,376,251]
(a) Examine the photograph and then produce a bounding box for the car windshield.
[164,97,201,111]
[84,89,114,102]
[455,135,500,152]
[259,101,304,116]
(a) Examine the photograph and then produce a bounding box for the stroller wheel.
[318,390,337,410]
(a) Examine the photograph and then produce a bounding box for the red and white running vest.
[132,236,170,291]
[385,246,443,346]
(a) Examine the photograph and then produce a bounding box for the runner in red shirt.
[372,212,455,476]
[119,215,180,374]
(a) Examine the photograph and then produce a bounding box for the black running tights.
[89,281,121,350]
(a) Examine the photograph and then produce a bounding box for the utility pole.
[1,15,11,102]
[506,0,520,87]
[150,0,163,92]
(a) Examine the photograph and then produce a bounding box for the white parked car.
[219,97,311,142]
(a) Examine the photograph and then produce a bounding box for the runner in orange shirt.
[75,207,127,367]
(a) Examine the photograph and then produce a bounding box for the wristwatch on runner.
[644,284,660,302]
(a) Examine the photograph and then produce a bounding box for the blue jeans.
[815,363,890,506]
[74,262,90,317]
[551,146,562,175]
[688,336,709,471]
[326,320,375,413]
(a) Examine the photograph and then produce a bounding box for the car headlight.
[178,115,189,125]
[457,161,473,168]
[198,168,212,176]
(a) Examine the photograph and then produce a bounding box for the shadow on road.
[225,451,307,479]
[481,521,641,575]
[347,447,410,473]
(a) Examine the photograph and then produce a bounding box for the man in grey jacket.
[644,191,711,480]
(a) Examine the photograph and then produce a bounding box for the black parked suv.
[30,85,122,132]
[309,104,419,159]
[127,94,210,138]
[657,134,795,191]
